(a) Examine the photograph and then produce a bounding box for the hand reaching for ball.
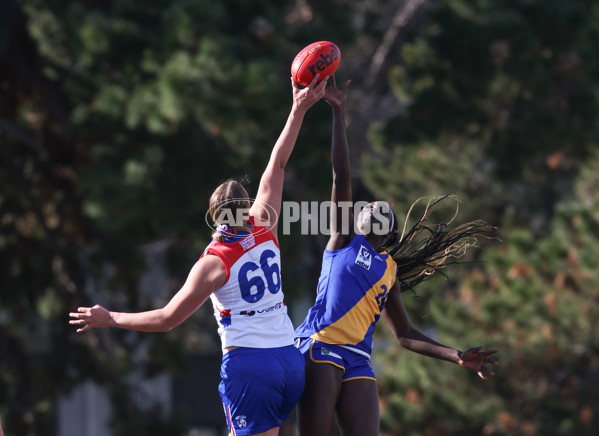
[324,75,351,108]
[291,74,328,113]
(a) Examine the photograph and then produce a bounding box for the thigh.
[336,378,380,436]
[297,360,343,436]
[278,345,306,422]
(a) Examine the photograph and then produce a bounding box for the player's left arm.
[250,75,327,239]
[382,281,499,380]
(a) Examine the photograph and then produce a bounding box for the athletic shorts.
[296,338,376,382]
[218,345,305,435]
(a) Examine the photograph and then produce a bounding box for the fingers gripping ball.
[291,41,341,86]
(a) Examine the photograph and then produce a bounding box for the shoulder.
[191,253,227,288]
[195,252,227,273]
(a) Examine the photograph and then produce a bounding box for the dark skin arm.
[382,281,499,380]
[324,76,353,251]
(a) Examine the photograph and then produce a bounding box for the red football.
[291,41,341,86]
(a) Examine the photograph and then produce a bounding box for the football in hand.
[291,41,341,86]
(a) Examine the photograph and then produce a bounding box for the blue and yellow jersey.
[294,234,397,357]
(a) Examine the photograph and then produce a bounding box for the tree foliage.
[1,0,599,434]
[366,1,599,434]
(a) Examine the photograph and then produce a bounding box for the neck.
[364,234,387,252]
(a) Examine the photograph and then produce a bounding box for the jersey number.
[375,285,388,312]
[238,249,281,303]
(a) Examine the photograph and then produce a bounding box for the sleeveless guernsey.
[294,234,397,357]
[202,218,295,350]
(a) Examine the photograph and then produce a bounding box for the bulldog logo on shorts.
[235,415,247,428]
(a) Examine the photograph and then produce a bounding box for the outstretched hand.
[458,344,499,380]
[291,74,328,113]
[324,75,351,108]
[69,304,113,333]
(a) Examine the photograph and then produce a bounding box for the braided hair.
[387,194,501,292]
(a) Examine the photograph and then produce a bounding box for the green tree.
[375,168,599,435]
[362,1,599,434]
[365,0,599,229]
[2,0,599,434]
[0,0,361,433]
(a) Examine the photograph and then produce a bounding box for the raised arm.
[69,255,227,333]
[324,76,353,251]
[382,281,499,380]
[250,75,327,240]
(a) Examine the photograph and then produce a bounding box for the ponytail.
[208,180,251,241]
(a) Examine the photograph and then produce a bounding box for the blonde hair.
[209,180,251,242]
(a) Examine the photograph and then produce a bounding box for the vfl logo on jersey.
[240,234,256,250]
[355,245,372,270]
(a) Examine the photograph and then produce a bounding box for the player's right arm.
[325,76,353,251]
[250,75,327,240]
[69,254,227,333]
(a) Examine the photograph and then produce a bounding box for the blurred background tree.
[0,0,598,435]
[366,1,599,435]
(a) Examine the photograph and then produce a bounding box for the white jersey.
[201,219,295,350]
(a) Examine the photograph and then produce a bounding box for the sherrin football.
[291,41,341,87]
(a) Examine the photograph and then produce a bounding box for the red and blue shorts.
[218,345,305,435]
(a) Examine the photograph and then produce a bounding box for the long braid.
[388,194,501,291]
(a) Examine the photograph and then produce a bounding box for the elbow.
[159,310,180,332]
[264,162,285,179]
[398,337,410,349]
[162,317,182,332]
[162,322,176,332]
[277,158,288,170]
[396,326,415,346]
